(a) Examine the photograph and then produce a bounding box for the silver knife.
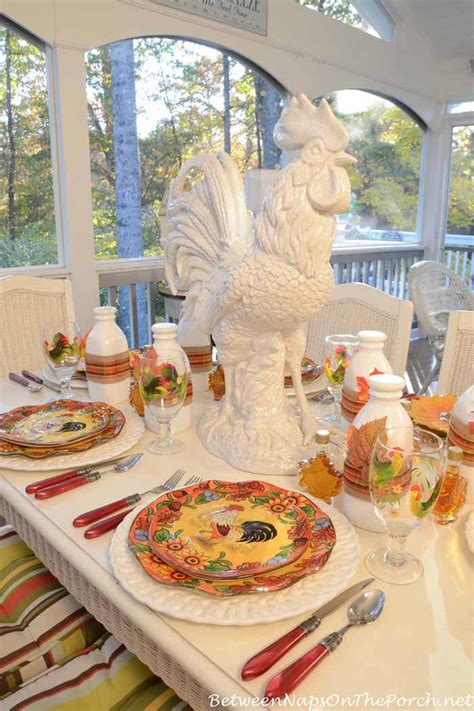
[21,370,62,393]
[241,578,374,680]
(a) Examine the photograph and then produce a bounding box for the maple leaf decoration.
[356,368,384,402]
[208,364,225,401]
[346,417,388,472]
[299,455,342,504]
[411,394,457,435]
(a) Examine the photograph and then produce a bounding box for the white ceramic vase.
[144,322,192,435]
[85,306,130,405]
[449,383,474,501]
[344,330,392,394]
[177,307,212,394]
[343,373,414,533]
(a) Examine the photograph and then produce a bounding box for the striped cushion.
[1,528,192,710]
[0,528,104,697]
[5,633,191,710]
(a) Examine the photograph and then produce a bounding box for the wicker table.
[0,381,472,710]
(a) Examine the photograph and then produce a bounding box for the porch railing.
[97,245,425,348]
[444,244,473,290]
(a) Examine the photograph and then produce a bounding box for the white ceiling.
[392,0,474,60]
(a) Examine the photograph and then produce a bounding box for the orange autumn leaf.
[346,417,388,471]
[411,394,457,434]
[208,364,225,401]
[299,455,342,503]
[356,368,384,402]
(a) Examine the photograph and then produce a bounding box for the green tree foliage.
[0,26,57,266]
[86,38,282,260]
[446,126,474,235]
[332,100,423,231]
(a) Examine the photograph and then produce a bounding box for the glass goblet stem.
[384,532,409,568]
[158,420,172,448]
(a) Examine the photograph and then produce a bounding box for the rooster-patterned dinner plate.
[0,400,110,447]
[148,480,311,580]
[128,480,336,597]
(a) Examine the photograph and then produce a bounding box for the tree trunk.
[110,40,148,346]
[252,73,282,169]
[5,29,16,240]
[222,53,231,154]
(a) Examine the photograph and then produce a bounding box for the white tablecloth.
[0,379,472,710]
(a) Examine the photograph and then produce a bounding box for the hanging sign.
[139,0,268,35]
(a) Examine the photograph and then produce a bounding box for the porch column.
[48,44,99,330]
[417,116,453,262]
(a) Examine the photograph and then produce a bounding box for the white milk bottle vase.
[85,307,130,405]
[343,373,414,532]
[341,330,393,422]
[177,307,212,394]
[144,323,193,436]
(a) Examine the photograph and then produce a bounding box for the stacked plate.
[448,415,474,464]
[340,386,364,422]
[0,400,125,458]
[127,479,336,597]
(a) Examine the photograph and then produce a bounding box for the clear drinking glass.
[139,351,188,454]
[43,322,81,400]
[323,334,359,426]
[366,426,444,584]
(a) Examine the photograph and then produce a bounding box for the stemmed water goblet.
[366,426,444,585]
[139,350,189,454]
[323,334,359,426]
[43,322,82,400]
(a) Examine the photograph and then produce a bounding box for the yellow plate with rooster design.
[0,401,110,447]
[128,481,336,596]
[148,480,311,580]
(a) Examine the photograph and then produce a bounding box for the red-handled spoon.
[264,590,385,701]
[26,467,93,494]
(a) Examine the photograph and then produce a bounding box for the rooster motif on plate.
[165,95,354,474]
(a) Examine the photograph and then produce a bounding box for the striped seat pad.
[5,632,192,711]
[0,528,103,697]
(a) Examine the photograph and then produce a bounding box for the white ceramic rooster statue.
[165,95,355,474]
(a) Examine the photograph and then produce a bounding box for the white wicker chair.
[437,311,474,396]
[0,276,76,377]
[306,283,413,376]
[408,260,474,394]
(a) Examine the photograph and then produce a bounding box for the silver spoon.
[265,590,385,700]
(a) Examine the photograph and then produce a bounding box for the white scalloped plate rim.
[0,406,145,471]
[110,498,360,625]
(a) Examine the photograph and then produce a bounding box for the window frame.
[0,18,65,273]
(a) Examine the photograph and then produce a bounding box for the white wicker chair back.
[437,311,474,396]
[408,261,474,338]
[0,276,76,377]
[306,283,413,376]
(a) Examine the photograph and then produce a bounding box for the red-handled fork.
[74,469,187,526]
[81,473,202,539]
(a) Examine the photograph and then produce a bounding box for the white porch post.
[417,118,453,262]
[49,44,99,330]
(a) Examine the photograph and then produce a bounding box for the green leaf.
[153,529,170,543]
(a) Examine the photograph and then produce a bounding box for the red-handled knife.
[241,578,373,681]
[25,454,141,494]
[83,508,135,539]
[35,472,101,498]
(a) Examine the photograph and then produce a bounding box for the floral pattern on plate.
[128,480,336,597]
[147,480,311,580]
[0,400,110,447]
[0,402,125,458]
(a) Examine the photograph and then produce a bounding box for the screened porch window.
[0,21,58,268]
[317,90,424,244]
[298,0,394,40]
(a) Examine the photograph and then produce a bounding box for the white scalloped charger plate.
[110,498,360,625]
[0,406,144,471]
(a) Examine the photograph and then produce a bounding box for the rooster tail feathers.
[165,152,252,296]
